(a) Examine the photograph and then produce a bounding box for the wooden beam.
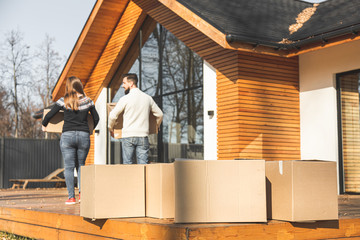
[2,206,360,240]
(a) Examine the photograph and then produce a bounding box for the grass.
[0,232,35,240]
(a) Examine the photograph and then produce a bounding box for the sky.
[0,0,328,59]
[0,0,97,60]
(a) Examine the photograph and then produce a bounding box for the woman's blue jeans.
[60,131,90,199]
[121,137,149,164]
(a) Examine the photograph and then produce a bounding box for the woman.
[42,76,99,204]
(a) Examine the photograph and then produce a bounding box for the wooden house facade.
[52,0,360,193]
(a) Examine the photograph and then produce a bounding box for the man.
[108,73,163,164]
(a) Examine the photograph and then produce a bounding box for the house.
[51,0,360,194]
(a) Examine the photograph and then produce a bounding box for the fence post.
[0,137,4,188]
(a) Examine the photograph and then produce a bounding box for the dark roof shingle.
[176,0,360,49]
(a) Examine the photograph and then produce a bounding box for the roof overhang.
[52,0,130,101]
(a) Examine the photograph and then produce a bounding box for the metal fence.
[0,137,63,189]
[0,137,203,188]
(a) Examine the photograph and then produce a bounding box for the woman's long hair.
[64,76,85,111]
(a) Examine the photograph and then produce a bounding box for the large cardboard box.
[42,109,94,134]
[266,160,338,222]
[174,159,267,223]
[107,103,158,139]
[146,163,175,219]
[80,164,145,219]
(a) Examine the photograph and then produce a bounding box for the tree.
[141,25,203,144]
[0,30,31,138]
[19,93,43,138]
[34,34,62,139]
[162,33,203,144]
[0,84,12,136]
[35,34,62,108]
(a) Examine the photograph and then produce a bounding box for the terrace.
[0,188,359,239]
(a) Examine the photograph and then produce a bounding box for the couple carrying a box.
[42,74,163,205]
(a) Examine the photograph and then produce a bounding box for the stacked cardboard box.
[80,164,146,219]
[266,160,338,221]
[174,159,267,223]
[146,163,175,219]
[80,159,338,223]
[42,109,94,134]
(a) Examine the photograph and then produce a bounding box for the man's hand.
[42,126,46,132]
[110,131,114,138]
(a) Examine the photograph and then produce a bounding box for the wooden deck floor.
[0,188,360,239]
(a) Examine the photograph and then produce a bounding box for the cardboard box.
[146,163,175,219]
[80,164,145,219]
[107,103,158,138]
[174,159,267,223]
[42,109,94,134]
[266,160,338,222]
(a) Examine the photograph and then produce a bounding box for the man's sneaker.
[65,198,76,205]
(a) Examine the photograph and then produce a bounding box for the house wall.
[299,39,360,164]
[135,0,301,161]
[94,88,108,165]
[84,0,302,162]
[203,61,217,160]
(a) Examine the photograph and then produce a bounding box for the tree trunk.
[13,64,18,138]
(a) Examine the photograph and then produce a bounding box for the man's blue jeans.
[121,137,149,164]
[60,131,90,199]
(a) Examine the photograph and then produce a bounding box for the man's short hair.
[122,73,138,86]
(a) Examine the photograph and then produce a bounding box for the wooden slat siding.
[216,51,241,160]
[340,74,360,193]
[53,0,129,100]
[217,51,300,160]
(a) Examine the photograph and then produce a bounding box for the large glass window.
[110,23,203,163]
[337,70,360,193]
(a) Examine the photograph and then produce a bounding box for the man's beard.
[124,89,130,95]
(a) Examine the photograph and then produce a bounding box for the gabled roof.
[53,0,360,101]
[177,0,360,49]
